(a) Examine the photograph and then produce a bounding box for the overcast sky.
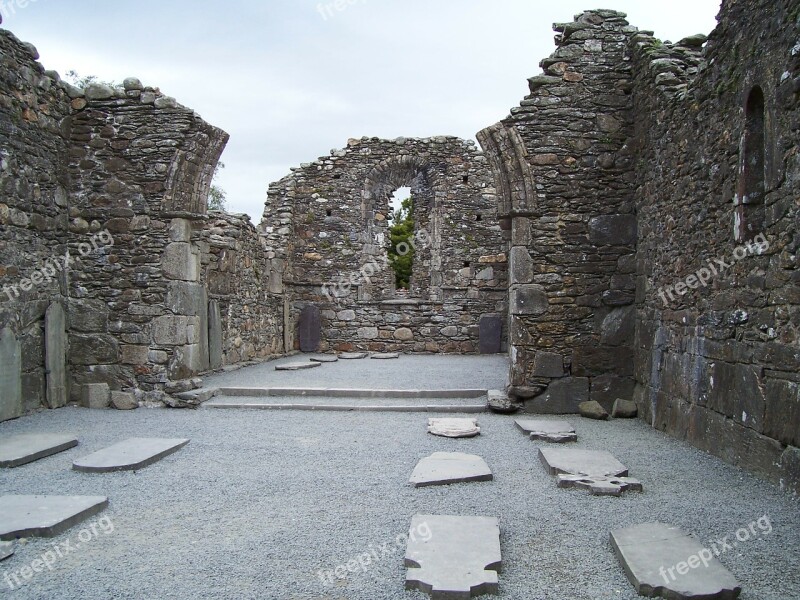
[3,0,721,221]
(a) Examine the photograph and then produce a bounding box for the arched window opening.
[735,86,766,242]
[388,187,414,291]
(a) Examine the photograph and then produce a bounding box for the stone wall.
[478,10,639,414]
[263,137,508,353]
[0,26,71,420]
[629,0,800,492]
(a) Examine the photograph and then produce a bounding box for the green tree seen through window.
[387,196,415,290]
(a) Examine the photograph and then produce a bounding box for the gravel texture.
[1,405,798,599]
[202,354,510,391]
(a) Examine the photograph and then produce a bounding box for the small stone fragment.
[612,398,638,418]
[428,418,480,438]
[579,400,609,420]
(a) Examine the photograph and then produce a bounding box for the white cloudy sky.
[4,0,721,221]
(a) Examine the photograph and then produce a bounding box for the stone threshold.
[203,401,486,413]
[214,387,488,398]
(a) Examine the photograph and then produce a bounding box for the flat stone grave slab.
[0,541,14,561]
[309,355,338,363]
[298,305,321,352]
[73,438,190,473]
[611,522,742,600]
[0,495,109,540]
[0,433,79,468]
[479,315,503,354]
[515,419,577,443]
[275,361,321,371]
[371,352,400,360]
[405,514,501,598]
[338,352,368,360]
[538,447,643,496]
[410,452,493,487]
[428,418,480,438]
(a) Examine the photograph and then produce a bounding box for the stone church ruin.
[0,0,798,495]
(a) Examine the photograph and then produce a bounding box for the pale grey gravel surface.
[1,406,798,600]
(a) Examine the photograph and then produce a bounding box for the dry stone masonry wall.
[262,137,508,354]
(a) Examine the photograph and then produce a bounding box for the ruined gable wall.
[263,137,508,353]
[631,0,800,492]
[0,28,71,421]
[478,9,639,413]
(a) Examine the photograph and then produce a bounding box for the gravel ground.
[1,406,798,600]
[202,354,509,391]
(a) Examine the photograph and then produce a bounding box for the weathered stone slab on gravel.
[0,541,14,561]
[371,352,400,360]
[579,400,609,420]
[338,352,369,360]
[488,390,519,414]
[611,522,742,599]
[410,452,493,487]
[73,438,190,473]
[0,434,78,468]
[428,418,480,438]
[309,355,339,363]
[0,495,109,540]
[539,447,642,496]
[515,419,576,443]
[405,514,501,598]
[612,398,638,418]
[275,361,321,371]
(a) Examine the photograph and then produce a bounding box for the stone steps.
[203,395,487,413]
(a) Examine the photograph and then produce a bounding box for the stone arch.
[362,155,444,300]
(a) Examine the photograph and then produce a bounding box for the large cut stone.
[405,514,501,598]
[275,361,321,371]
[73,438,190,473]
[45,303,68,409]
[208,300,223,370]
[409,452,493,487]
[539,447,642,496]
[515,419,577,443]
[611,523,742,599]
[579,400,610,420]
[162,242,200,282]
[526,377,589,414]
[589,214,637,246]
[298,305,321,352]
[0,328,22,422]
[428,418,481,438]
[510,284,548,316]
[0,434,78,468]
[479,315,503,354]
[0,495,109,540]
[0,541,13,561]
[338,352,368,360]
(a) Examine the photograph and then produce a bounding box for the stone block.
[510,284,548,316]
[357,326,379,340]
[67,299,109,333]
[510,246,534,284]
[69,334,119,365]
[479,315,502,354]
[169,218,192,242]
[162,242,200,282]
[405,514,501,598]
[579,400,609,420]
[612,398,638,418]
[208,300,223,370]
[73,438,190,473]
[525,377,589,414]
[572,345,634,377]
[589,214,637,245]
[45,303,67,409]
[409,453,493,487]
[600,306,636,346]
[611,523,741,599]
[152,315,189,346]
[0,495,109,540]
[539,447,642,496]
[428,418,480,438]
[394,328,414,341]
[120,345,149,365]
[82,383,110,409]
[111,391,138,410]
[590,374,635,410]
[532,351,564,378]
[298,305,321,352]
[166,281,205,316]
[0,434,78,468]
[763,379,799,447]
[0,541,12,561]
[0,329,24,422]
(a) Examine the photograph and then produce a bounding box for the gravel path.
[1,406,798,600]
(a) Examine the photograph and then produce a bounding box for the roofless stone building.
[0,0,797,492]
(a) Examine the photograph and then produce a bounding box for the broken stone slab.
[539,447,642,496]
[405,514,501,598]
[309,355,338,363]
[371,352,400,360]
[579,400,609,420]
[0,434,79,468]
[338,352,369,360]
[0,495,109,540]
[73,438,190,473]
[275,361,321,371]
[428,418,480,438]
[611,522,742,600]
[488,390,519,414]
[613,398,638,418]
[0,541,13,561]
[515,419,577,443]
[410,452,493,487]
